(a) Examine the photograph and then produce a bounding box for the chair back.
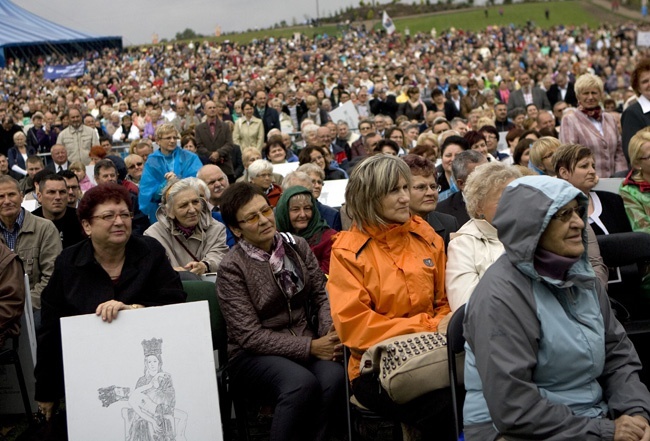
[447,305,466,440]
[23,273,37,365]
[182,281,228,361]
[447,304,466,355]
[593,177,624,194]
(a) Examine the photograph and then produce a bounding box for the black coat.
[254,106,280,140]
[621,100,650,164]
[435,191,470,227]
[369,96,398,120]
[546,83,578,107]
[34,236,186,401]
[426,100,460,122]
[590,191,633,235]
[427,211,460,251]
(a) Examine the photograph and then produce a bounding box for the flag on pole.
[382,11,396,35]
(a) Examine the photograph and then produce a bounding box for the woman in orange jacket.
[327,154,453,439]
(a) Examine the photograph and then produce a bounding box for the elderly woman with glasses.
[138,124,203,223]
[216,182,344,441]
[463,176,650,441]
[446,162,521,312]
[144,178,228,278]
[247,159,283,207]
[34,183,186,422]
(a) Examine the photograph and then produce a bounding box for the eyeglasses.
[639,156,650,161]
[552,205,586,222]
[128,162,144,170]
[412,183,441,193]
[238,206,274,225]
[91,212,134,223]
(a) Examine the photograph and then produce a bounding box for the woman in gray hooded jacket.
[463,176,650,441]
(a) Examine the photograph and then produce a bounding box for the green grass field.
[386,1,602,33]
[171,0,603,46]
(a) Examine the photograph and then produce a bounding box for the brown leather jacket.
[0,243,25,347]
[216,234,331,362]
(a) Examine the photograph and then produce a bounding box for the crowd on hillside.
[2,19,650,441]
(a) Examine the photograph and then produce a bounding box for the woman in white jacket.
[445,162,521,311]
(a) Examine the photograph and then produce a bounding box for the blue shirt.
[0,208,25,251]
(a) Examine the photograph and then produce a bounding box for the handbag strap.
[174,235,201,263]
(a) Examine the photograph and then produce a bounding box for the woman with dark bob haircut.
[262,136,298,164]
[298,145,346,180]
[217,182,344,441]
[34,183,186,422]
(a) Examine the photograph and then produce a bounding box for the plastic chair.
[342,346,402,441]
[182,280,246,441]
[0,336,32,421]
[596,232,650,323]
[446,305,466,441]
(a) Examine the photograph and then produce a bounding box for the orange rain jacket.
[327,216,450,381]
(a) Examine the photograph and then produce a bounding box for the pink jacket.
[559,109,627,178]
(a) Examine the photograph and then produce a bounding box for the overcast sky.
[14,0,362,46]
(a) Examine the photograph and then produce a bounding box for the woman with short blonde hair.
[560,73,627,178]
[529,136,561,175]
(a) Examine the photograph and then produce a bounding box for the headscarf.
[275,186,329,242]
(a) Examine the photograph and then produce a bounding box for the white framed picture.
[61,301,222,441]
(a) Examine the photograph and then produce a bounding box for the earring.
[478,214,485,219]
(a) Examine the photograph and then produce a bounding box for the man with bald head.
[46,144,70,173]
[170,101,200,134]
[56,108,99,165]
[195,101,235,182]
[197,164,235,247]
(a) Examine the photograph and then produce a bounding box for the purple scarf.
[240,232,298,297]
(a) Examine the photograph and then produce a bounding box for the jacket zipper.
[270,262,296,335]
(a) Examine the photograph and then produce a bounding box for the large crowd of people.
[2,17,650,441]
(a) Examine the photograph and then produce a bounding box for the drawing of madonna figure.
[98,338,187,441]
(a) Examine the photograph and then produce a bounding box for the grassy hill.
[166,0,611,46]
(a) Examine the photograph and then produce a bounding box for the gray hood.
[492,176,593,283]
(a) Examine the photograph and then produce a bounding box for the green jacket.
[620,172,650,234]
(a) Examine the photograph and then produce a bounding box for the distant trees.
[175,28,203,40]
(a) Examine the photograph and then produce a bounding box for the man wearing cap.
[26,112,54,154]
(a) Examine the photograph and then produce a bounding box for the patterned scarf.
[175,222,197,239]
[579,106,602,122]
[240,232,299,297]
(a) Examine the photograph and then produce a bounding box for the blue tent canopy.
[0,0,122,67]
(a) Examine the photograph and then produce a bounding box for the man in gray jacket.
[0,175,61,329]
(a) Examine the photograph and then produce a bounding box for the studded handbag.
[359,331,464,404]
